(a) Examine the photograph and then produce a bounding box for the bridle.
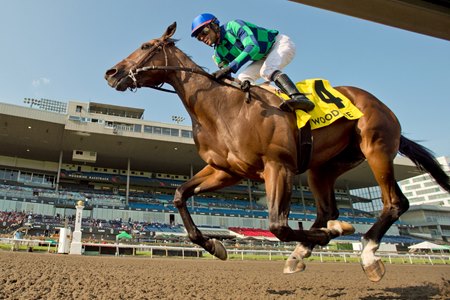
[126,39,216,93]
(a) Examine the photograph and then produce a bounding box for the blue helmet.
[191,13,219,37]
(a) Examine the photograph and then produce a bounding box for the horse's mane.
[168,38,272,95]
[169,38,210,73]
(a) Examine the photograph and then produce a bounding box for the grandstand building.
[399,156,449,207]
[394,156,450,241]
[0,99,430,244]
[398,205,450,242]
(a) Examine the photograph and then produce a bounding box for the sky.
[0,0,449,157]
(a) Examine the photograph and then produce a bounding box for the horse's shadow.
[266,288,297,296]
[360,280,448,300]
[265,280,448,299]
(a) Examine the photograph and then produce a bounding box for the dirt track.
[0,251,448,299]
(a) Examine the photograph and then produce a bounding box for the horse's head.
[105,22,177,92]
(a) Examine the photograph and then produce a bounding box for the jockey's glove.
[212,66,232,80]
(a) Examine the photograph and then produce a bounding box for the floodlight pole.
[247,179,253,211]
[55,151,63,192]
[126,158,131,206]
[190,164,194,210]
[299,175,307,216]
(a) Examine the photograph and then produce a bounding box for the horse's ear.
[163,22,177,39]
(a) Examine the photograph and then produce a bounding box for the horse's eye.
[141,43,151,50]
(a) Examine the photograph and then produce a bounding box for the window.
[20,172,32,182]
[69,115,81,121]
[162,128,171,136]
[44,175,55,185]
[76,105,82,112]
[428,193,447,200]
[142,125,189,137]
[409,196,425,202]
[153,127,162,135]
[143,125,153,133]
[181,130,193,138]
[170,128,179,137]
[32,174,44,183]
[405,184,421,191]
[416,187,441,195]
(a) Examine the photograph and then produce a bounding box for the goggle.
[196,26,210,40]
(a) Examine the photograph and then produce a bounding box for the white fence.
[1,238,449,265]
[222,248,450,265]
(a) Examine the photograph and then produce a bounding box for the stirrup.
[280,98,315,112]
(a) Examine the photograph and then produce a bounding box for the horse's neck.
[166,48,221,114]
[166,47,282,124]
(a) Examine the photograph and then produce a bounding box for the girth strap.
[297,122,313,174]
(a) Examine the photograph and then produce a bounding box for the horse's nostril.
[105,68,117,77]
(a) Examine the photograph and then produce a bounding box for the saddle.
[260,79,365,173]
[226,78,364,174]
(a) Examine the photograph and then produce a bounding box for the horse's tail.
[399,135,450,192]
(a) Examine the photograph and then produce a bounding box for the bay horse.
[105,22,450,282]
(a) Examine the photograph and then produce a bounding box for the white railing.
[1,238,449,265]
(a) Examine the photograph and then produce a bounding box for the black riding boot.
[272,71,315,112]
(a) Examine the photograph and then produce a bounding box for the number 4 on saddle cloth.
[272,78,364,173]
[278,78,364,129]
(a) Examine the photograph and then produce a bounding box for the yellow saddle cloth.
[278,78,363,129]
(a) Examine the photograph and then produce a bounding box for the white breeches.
[237,34,297,83]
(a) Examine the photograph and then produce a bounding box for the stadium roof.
[0,101,424,190]
[291,0,450,41]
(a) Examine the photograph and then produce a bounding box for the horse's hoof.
[339,221,355,235]
[362,259,386,282]
[283,258,306,274]
[327,220,355,236]
[211,238,227,260]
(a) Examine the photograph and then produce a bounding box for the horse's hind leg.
[361,148,409,282]
[173,165,241,260]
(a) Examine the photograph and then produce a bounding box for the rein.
[126,43,248,95]
[129,65,250,97]
[128,65,217,93]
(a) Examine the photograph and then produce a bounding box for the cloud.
[32,77,51,88]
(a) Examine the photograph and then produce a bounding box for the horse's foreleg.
[173,165,241,260]
[284,162,358,274]
[263,162,335,274]
[308,162,358,237]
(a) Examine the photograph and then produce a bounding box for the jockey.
[191,13,315,112]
